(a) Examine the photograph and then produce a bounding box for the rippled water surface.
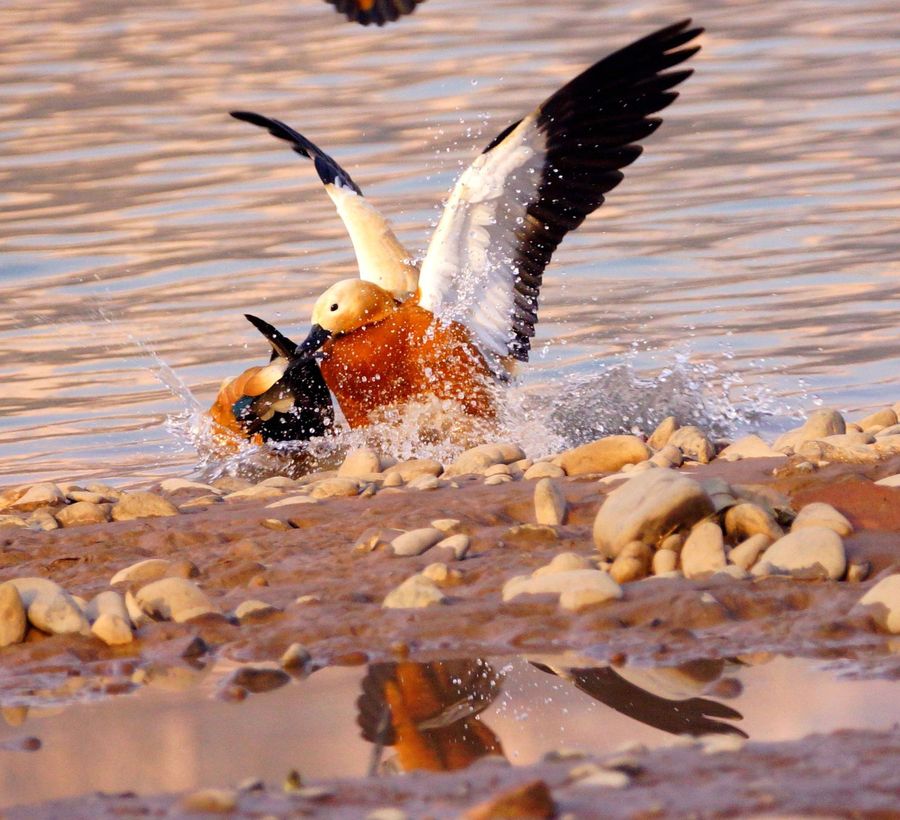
[2,0,898,482]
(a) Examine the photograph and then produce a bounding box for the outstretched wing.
[232,111,418,298]
[417,20,702,362]
[324,0,426,26]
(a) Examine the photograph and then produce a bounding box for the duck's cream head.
[297,279,398,356]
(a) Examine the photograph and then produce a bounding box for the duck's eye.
[330,303,339,312]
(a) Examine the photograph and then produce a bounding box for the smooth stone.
[431,518,461,533]
[718,435,785,460]
[724,503,783,542]
[524,462,566,480]
[593,470,714,558]
[484,463,512,477]
[125,589,147,626]
[28,589,91,636]
[0,583,27,647]
[820,432,874,447]
[502,569,622,604]
[858,408,898,431]
[55,501,109,528]
[10,483,64,513]
[310,478,360,499]
[484,474,513,485]
[774,408,846,451]
[234,599,281,619]
[280,642,311,669]
[111,492,179,521]
[367,809,409,820]
[533,552,593,577]
[799,439,879,464]
[846,561,871,583]
[66,490,108,504]
[534,478,567,526]
[667,426,715,463]
[874,435,900,456]
[854,575,900,633]
[0,514,27,529]
[27,510,59,531]
[110,559,173,586]
[223,485,284,502]
[660,533,685,553]
[443,443,524,477]
[135,578,217,622]
[560,586,622,612]
[338,447,382,477]
[85,591,130,624]
[91,613,133,645]
[757,527,846,580]
[652,549,678,575]
[681,521,727,578]
[728,534,772,570]
[792,502,853,537]
[159,478,221,495]
[266,495,318,507]
[178,494,223,510]
[434,533,470,560]
[391,527,445,557]
[180,789,237,813]
[610,541,653,583]
[408,475,441,490]
[874,473,900,487]
[353,527,405,553]
[714,565,750,580]
[384,459,443,482]
[648,416,679,450]
[382,574,446,609]
[257,476,297,489]
[875,424,900,438]
[8,577,62,606]
[558,435,651,477]
[382,471,404,487]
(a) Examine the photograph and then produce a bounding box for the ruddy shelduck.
[232,20,703,430]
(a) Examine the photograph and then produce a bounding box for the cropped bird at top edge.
[216,20,702,440]
[324,0,426,26]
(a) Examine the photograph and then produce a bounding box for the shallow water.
[0,654,897,808]
[1,0,898,483]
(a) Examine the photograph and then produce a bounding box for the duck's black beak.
[297,324,331,357]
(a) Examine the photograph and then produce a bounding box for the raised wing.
[232,111,418,298]
[417,19,702,362]
[324,0,426,26]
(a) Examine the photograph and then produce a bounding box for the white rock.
[502,569,622,604]
[338,448,382,477]
[159,478,222,495]
[382,471,404,487]
[0,583,27,647]
[558,435,651,477]
[85,590,130,625]
[524,462,566,480]
[667,426,716,463]
[484,463,512,477]
[484,474,512,485]
[111,492,179,521]
[234,599,280,619]
[110,558,172,586]
[382,575,446,609]
[55,501,109,527]
[0,514,27,530]
[757,527,846,580]
[384,459,443,482]
[266,495,318,508]
[728,534,772,570]
[681,521,727,578]
[310,478,360,499]
[224,485,284,502]
[714,565,750,580]
[390,527,445,557]
[534,478,567,526]
[593,470,714,558]
[27,510,59,531]
[792,502,853,537]
[408,475,441,491]
[533,552,594,577]
[854,575,900,633]
[431,518,461,533]
[874,474,900,487]
[858,408,897,431]
[724,503,783,542]
[9,483,65,512]
[652,549,678,575]
[28,589,90,636]
[774,408,846,451]
[648,416,679,449]
[718,435,786,460]
[609,541,653,584]
[280,642,311,668]
[443,444,523,477]
[434,533,470,560]
[91,613,133,646]
[135,578,217,623]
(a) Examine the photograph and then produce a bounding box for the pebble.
[111,492,179,521]
[431,518,461,533]
[503,569,622,606]
[714,565,750,580]
[846,561,871,583]
[407,475,440,490]
[660,532,685,553]
[858,408,898,431]
[797,439,878,464]
[110,559,174,586]
[310,478,360,499]
[463,779,556,820]
[229,666,291,693]
[382,471,404,487]
[9,483,65,512]
[265,495,317,509]
[874,473,900,487]
[178,494,223,510]
[571,766,631,789]
[28,588,91,636]
[0,514,27,530]
[728,533,772,570]
[444,443,523,477]
[652,549,678,575]
[756,527,846,580]
[382,574,446,609]
[792,502,853,537]
[681,521,727,578]
[0,583,27,647]
[159,478,222,495]
[724,503,783,542]
[234,599,281,619]
[533,553,593,577]
[853,574,900,633]
[135,578,217,622]
[353,527,405,553]
[338,447,382,477]
[180,788,237,813]
[534,478,567,526]
[367,809,409,820]
[66,490,109,504]
[434,533,470,560]
[422,562,462,585]
[224,485,284,502]
[558,435,651,476]
[774,408,846,451]
[610,541,653,583]
[27,510,59,531]
[484,474,513,485]
[384,458,443,481]
[484,463,512,477]
[280,642,311,669]
[648,416,679,449]
[54,501,109,527]
[593,470,714,558]
[85,590,130,624]
[524,461,566,480]
[390,527,445,557]
[667,426,715,463]
[718,434,786,460]
[91,612,133,645]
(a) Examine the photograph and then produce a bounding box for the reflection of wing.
[231,111,418,298]
[357,660,504,771]
[531,663,747,738]
[324,0,426,26]
[417,20,702,363]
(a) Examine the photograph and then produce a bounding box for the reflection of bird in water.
[324,0,426,26]
[208,314,333,450]
[357,659,504,773]
[529,656,748,738]
[230,21,702,432]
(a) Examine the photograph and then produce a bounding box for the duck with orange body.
[225,21,702,436]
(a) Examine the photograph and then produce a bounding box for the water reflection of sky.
[1,0,898,481]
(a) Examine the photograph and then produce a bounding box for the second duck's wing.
[232,111,418,298]
[417,20,702,363]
